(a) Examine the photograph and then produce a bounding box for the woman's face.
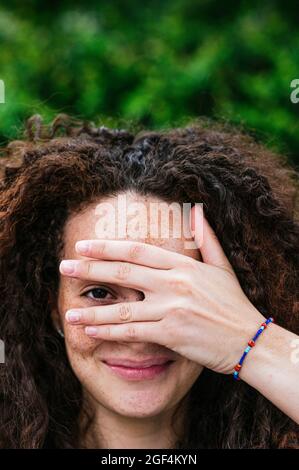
[54,191,204,419]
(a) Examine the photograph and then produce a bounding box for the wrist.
[222,306,266,375]
[232,311,274,380]
[237,322,280,387]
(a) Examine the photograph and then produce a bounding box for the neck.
[79,396,187,449]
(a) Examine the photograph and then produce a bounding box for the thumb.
[190,204,233,271]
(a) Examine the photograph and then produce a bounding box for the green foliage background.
[0,0,298,165]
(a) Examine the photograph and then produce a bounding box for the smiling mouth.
[102,359,175,381]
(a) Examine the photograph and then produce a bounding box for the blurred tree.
[0,0,298,165]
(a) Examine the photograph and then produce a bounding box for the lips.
[103,358,175,381]
[103,357,175,369]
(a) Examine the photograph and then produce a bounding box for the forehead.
[63,191,200,260]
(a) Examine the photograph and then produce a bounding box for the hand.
[59,205,266,375]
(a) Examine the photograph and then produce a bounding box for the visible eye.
[83,287,115,301]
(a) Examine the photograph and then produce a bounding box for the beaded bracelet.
[233,317,274,381]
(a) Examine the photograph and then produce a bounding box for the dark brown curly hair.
[0,114,298,449]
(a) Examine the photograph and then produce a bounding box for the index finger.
[74,239,190,269]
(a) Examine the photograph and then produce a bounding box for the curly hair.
[0,114,298,449]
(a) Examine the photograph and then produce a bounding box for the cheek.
[58,284,94,352]
[63,327,107,396]
[64,324,106,357]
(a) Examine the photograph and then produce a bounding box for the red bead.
[234,364,242,372]
[261,323,267,328]
[248,340,255,347]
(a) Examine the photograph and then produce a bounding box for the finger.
[59,259,164,291]
[84,321,163,343]
[74,239,188,269]
[65,300,163,325]
[190,204,233,271]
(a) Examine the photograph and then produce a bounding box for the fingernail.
[76,240,90,254]
[66,310,81,322]
[60,260,77,274]
[85,326,98,336]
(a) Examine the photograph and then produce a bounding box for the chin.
[104,389,176,418]
[84,364,180,419]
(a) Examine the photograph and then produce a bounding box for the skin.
[53,192,204,449]
[55,190,299,448]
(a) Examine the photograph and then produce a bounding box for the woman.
[0,115,298,449]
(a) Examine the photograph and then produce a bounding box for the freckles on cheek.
[64,325,105,354]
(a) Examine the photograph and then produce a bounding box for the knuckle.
[168,273,192,296]
[180,256,195,269]
[105,326,111,337]
[96,241,106,257]
[85,261,92,276]
[125,325,137,340]
[128,243,146,261]
[118,303,133,322]
[172,301,186,317]
[89,308,97,323]
[187,258,199,274]
[115,262,131,280]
